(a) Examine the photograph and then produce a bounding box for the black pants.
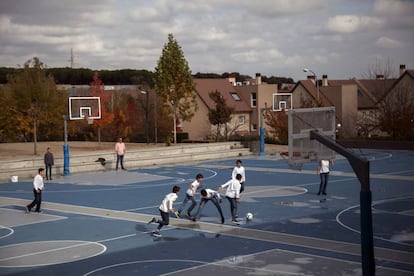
[156,209,170,230]
[193,196,224,222]
[226,196,238,220]
[45,164,52,179]
[27,189,42,212]
[318,172,329,194]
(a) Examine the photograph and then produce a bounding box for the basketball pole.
[259,104,269,156]
[63,115,70,176]
[310,130,375,276]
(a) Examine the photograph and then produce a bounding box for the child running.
[191,188,225,224]
[175,173,203,218]
[148,185,181,237]
[218,173,242,225]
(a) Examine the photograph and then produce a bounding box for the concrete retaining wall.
[0,142,251,181]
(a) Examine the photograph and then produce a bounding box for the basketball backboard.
[273,93,292,111]
[68,96,101,120]
[288,107,336,169]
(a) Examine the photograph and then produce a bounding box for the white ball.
[246,212,253,220]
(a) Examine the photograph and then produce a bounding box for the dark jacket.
[44,152,54,166]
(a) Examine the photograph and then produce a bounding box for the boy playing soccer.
[192,188,225,224]
[219,173,242,225]
[148,185,181,237]
[175,173,203,218]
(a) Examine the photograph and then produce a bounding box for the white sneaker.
[231,219,240,225]
[151,230,162,237]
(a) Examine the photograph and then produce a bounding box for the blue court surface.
[0,149,413,275]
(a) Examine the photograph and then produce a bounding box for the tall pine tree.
[155,33,197,144]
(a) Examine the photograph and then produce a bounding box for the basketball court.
[0,147,413,275]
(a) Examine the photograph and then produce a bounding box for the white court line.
[83,259,209,276]
[1,196,413,267]
[162,248,310,276]
[0,240,106,263]
[336,196,414,248]
[161,247,410,276]
[0,225,13,240]
[0,207,67,228]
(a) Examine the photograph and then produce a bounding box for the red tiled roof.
[406,70,414,79]
[295,80,333,106]
[194,79,251,112]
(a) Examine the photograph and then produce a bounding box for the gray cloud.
[0,0,413,80]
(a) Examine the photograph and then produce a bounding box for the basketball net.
[85,115,94,125]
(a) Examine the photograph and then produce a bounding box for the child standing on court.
[317,159,334,195]
[148,185,181,237]
[232,159,246,193]
[219,173,242,225]
[192,188,225,224]
[175,173,203,218]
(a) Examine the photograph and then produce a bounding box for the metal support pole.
[259,106,268,156]
[310,130,375,275]
[63,115,70,176]
[154,92,158,144]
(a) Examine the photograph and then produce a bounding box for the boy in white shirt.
[317,159,334,195]
[25,168,45,213]
[192,188,224,224]
[148,185,181,237]
[232,159,246,193]
[175,173,203,218]
[219,173,242,225]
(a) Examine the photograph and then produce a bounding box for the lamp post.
[303,68,319,100]
[140,90,150,143]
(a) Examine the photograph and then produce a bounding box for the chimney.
[322,75,328,86]
[307,75,316,85]
[400,64,406,76]
[228,74,236,86]
[376,74,384,80]
[255,73,262,85]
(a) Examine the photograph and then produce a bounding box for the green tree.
[5,57,66,154]
[155,33,197,143]
[208,90,234,141]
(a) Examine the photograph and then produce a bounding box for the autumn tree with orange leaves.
[89,72,114,144]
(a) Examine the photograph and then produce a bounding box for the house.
[233,73,278,134]
[374,66,414,138]
[182,74,278,140]
[182,78,251,140]
[290,66,412,138]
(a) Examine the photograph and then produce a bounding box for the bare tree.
[376,81,414,139]
[362,57,396,79]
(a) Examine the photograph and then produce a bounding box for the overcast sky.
[0,0,413,81]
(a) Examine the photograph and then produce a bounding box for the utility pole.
[69,48,74,68]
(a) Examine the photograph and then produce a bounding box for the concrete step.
[0,142,252,181]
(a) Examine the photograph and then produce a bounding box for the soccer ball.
[246,212,253,220]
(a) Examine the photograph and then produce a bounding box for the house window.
[238,116,245,125]
[251,124,257,131]
[251,92,257,107]
[231,92,241,101]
